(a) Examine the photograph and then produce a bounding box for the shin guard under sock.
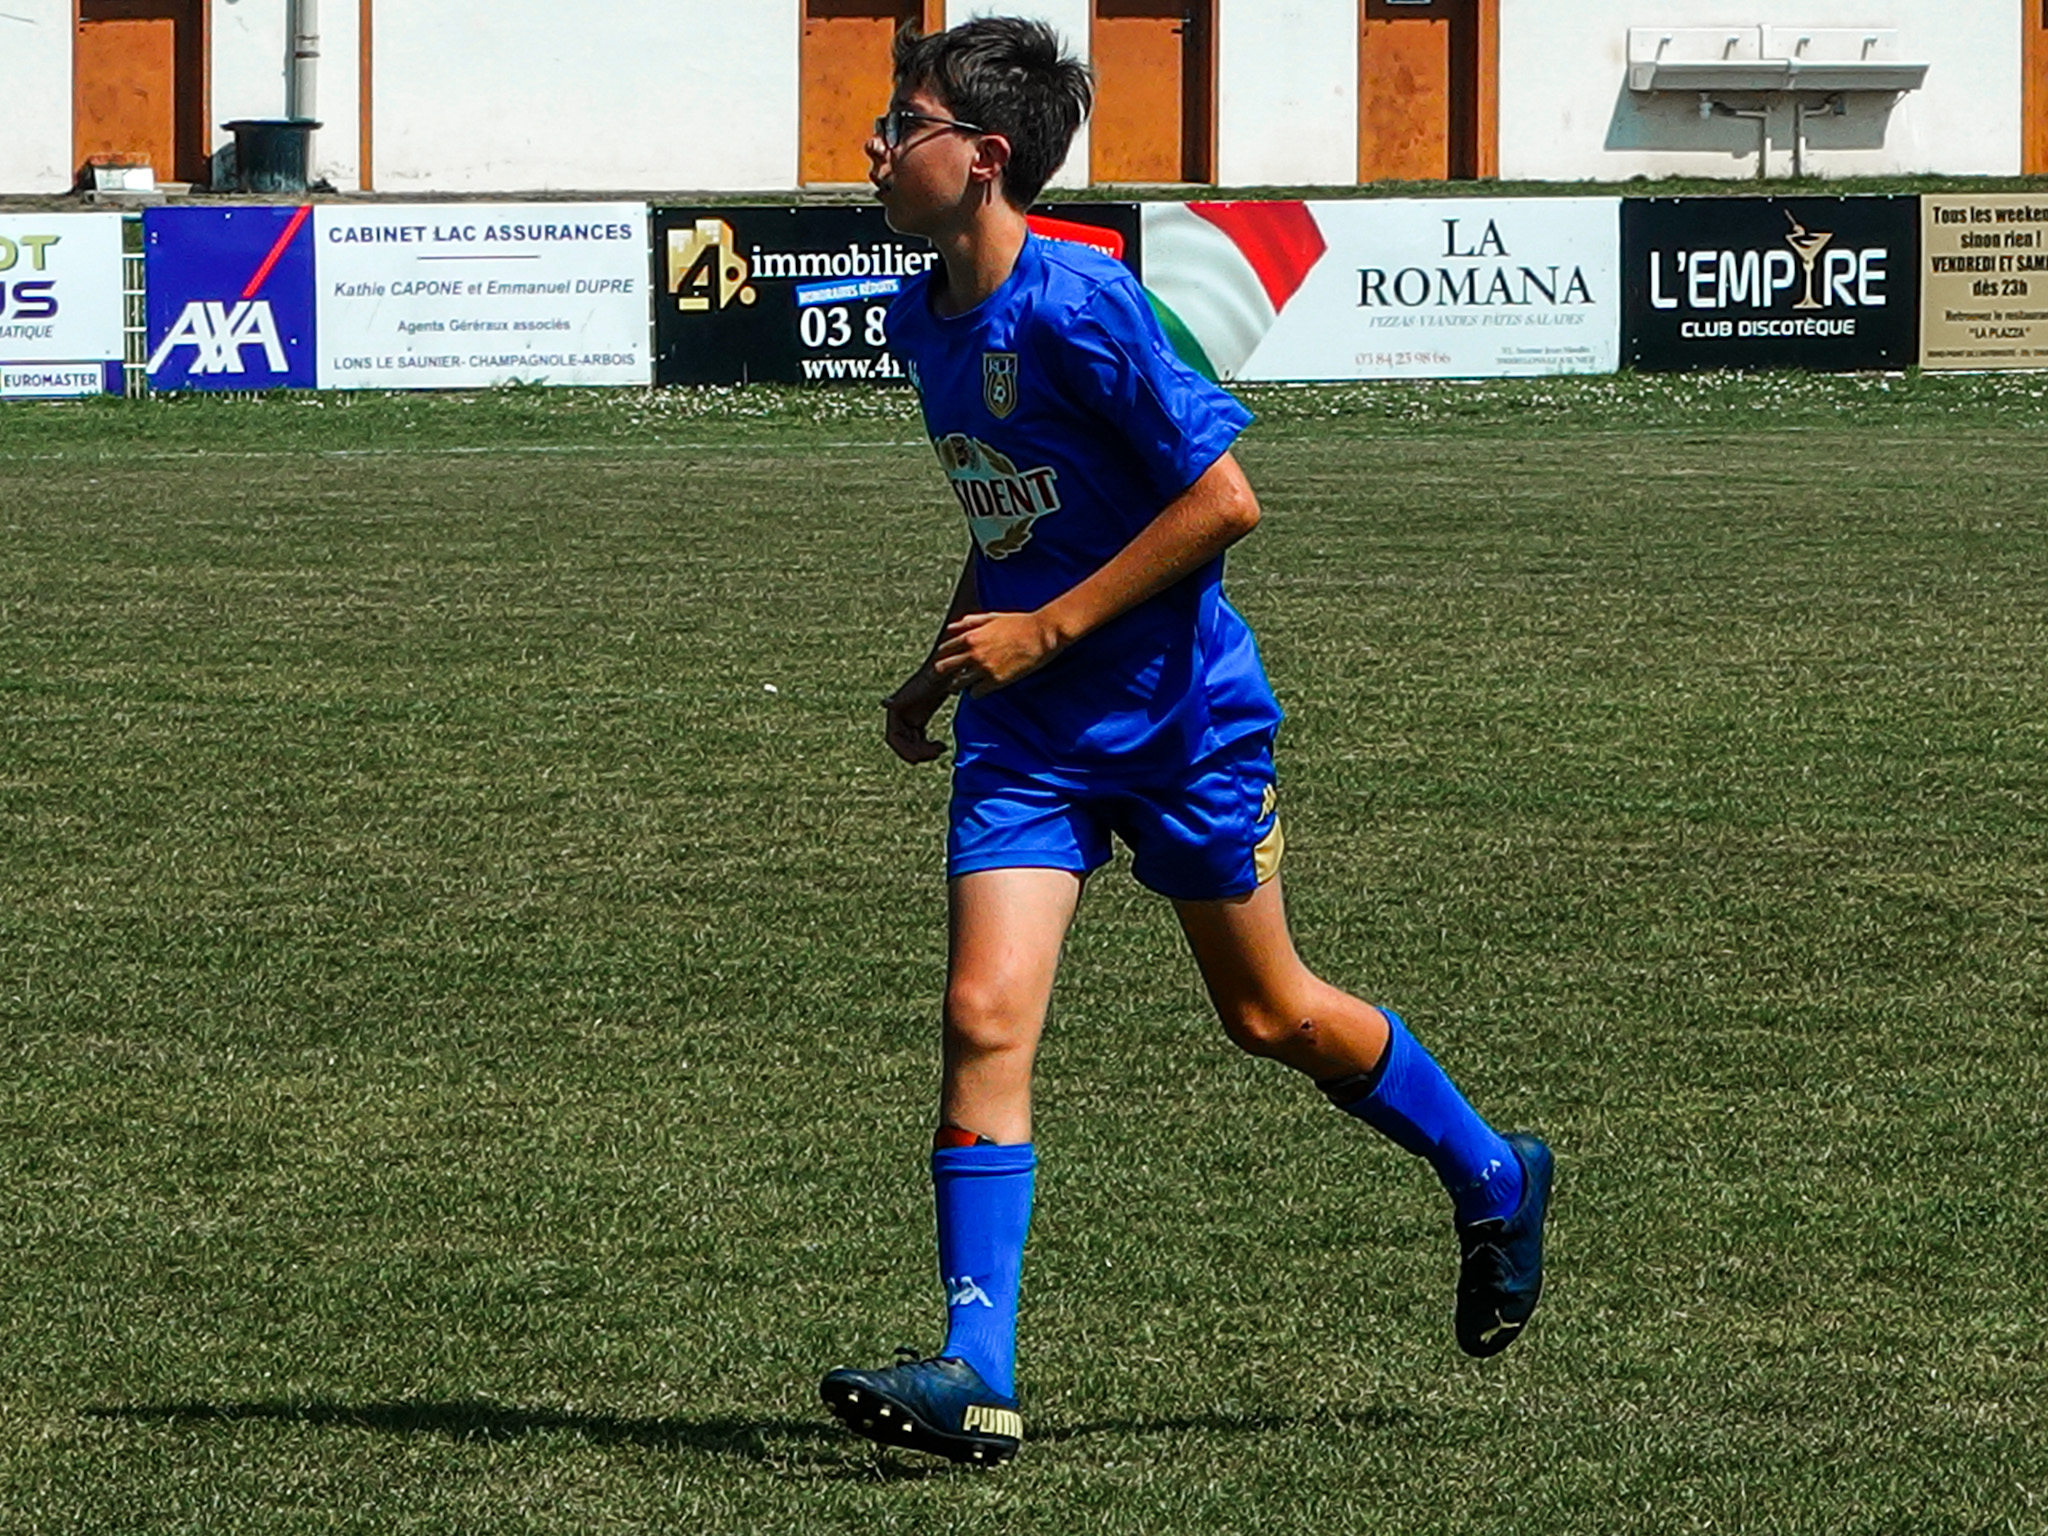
[1323,1011,1522,1224]
[931,1139,1035,1399]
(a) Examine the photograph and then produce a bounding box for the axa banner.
[1624,196,1919,372]
[1920,194,2048,371]
[1,213,126,399]
[1143,199,1620,382]
[316,204,651,389]
[144,205,317,391]
[652,204,1138,386]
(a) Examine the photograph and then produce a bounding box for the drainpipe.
[1704,94,1771,180]
[288,0,320,120]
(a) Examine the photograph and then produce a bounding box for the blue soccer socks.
[1324,1010,1523,1225]
[931,1139,1036,1400]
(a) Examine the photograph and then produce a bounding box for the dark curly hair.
[893,17,1094,207]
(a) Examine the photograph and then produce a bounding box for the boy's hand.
[882,666,950,764]
[933,611,1064,697]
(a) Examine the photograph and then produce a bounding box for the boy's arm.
[932,450,1260,697]
[883,552,982,763]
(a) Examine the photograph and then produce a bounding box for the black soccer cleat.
[1454,1133,1554,1358]
[821,1349,1023,1466]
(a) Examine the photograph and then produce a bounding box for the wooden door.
[2027,0,2048,174]
[1358,0,1495,182]
[801,0,942,184]
[74,0,205,185]
[1091,1,1213,184]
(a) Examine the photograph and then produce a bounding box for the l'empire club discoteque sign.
[1623,197,1920,371]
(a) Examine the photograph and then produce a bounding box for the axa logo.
[147,300,288,376]
[668,218,756,313]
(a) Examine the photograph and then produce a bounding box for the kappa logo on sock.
[946,1274,994,1309]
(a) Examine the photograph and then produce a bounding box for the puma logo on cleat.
[963,1404,1023,1440]
[947,1274,993,1308]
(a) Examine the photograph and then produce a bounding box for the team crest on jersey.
[934,433,1062,559]
[982,352,1019,418]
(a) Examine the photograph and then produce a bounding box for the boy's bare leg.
[1171,875,1391,1079]
[942,866,1084,1144]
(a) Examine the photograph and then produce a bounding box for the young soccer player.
[820,17,1553,1467]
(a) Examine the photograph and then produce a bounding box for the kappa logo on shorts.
[982,351,1018,418]
[1254,782,1285,885]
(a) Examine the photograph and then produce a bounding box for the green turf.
[1,374,2042,1534]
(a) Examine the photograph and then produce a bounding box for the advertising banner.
[1624,197,1919,372]
[144,205,318,392]
[316,203,651,389]
[651,203,1138,386]
[1142,198,1620,382]
[1920,194,2048,370]
[0,213,126,399]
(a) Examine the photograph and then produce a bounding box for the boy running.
[820,17,1552,1467]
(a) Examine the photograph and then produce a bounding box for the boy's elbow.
[1207,454,1261,540]
[1222,480,1262,541]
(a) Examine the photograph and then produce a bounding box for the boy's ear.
[969,132,1013,189]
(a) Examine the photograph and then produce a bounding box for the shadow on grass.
[86,1397,1405,1469]
[87,1400,834,1460]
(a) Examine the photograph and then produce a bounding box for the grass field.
[1,373,2043,1535]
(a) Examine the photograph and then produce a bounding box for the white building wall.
[0,2,79,193]
[5,0,2031,196]
[211,0,364,191]
[1216,0,1356,187]
[372,0,797,192]
[1500,0,2022,180]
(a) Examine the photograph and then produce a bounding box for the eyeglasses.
[873,107,986,149]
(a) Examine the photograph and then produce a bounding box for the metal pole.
[288,0,321,120]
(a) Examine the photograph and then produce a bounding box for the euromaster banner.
[316,204,650,389]
[0,213,125,398]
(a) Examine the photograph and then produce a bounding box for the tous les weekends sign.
[1920,195,2048,370]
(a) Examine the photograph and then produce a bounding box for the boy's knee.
[1216,999,1313,1061]
[943,979,1037,1057]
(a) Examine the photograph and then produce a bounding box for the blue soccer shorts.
[946,731,1285,902]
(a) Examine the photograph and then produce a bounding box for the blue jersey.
[887,233,1281,786]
